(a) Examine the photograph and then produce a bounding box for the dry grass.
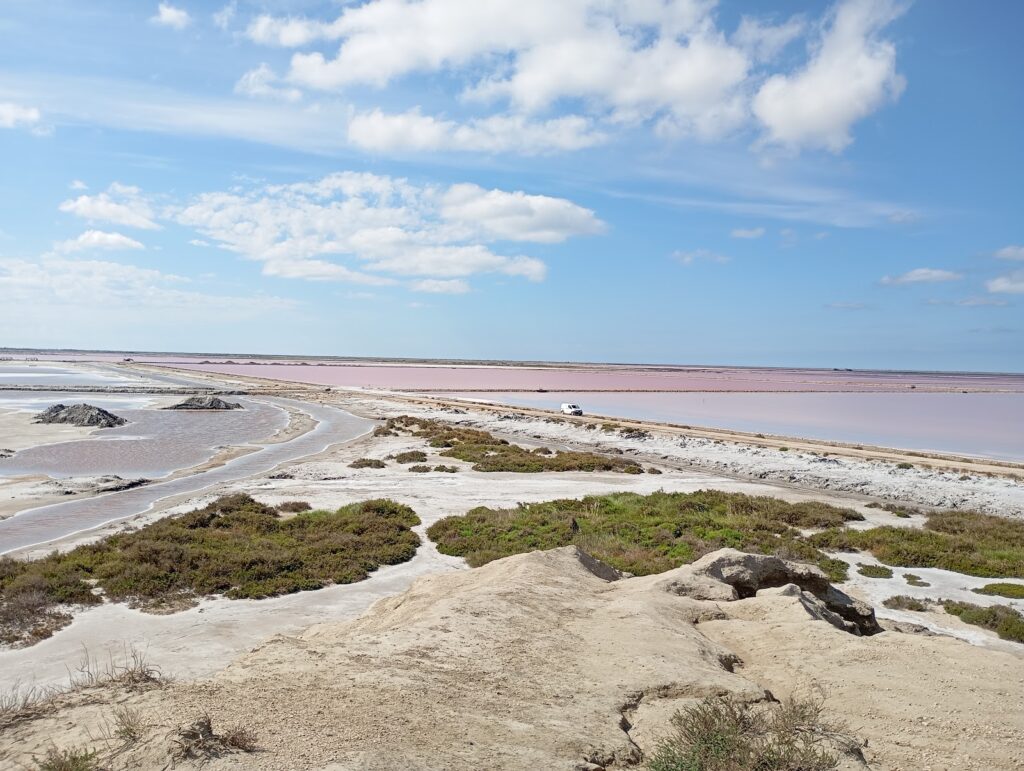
[647,693,861,771]
[169,715,258,762]
[33,746,102,771]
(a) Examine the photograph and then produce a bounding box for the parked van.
[560,403,583,416]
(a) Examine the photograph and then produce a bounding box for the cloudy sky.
[0,0,1021,369]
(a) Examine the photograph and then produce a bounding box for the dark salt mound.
[34,403,127,428]
[165,395,243,411]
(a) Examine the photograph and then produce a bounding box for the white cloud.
[174,172,599,286]
[880,268,963,285]
[58,183,160,230]
[151,3,191,30]
[730,226,765,239]
[235,64,303,103]
[673,249,730,266]
[733,15,806,61]
[347,109,606,154]
[987,271,1024,295]
[411,278,470,294]
[753,0,907,152]
[0,101,40,129]
[69,179,88,191]
[440,184,605,243]
[213,2,236,30]
[55,230,145,253]
[995,245,1024,261]
[0,256,290,316]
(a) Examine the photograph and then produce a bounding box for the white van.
[560,403,583,416]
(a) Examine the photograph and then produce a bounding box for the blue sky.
[0,0,1021,370]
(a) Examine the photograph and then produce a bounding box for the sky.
[0,0,1022,371]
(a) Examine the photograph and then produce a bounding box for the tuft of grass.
[433,465,459,473]
[896,462,913,470]
[392,450,428,464]
[942,600,1024,643]
[349,458,386,469]
[408,465,431,473]
[380,416,643,474]
[34,747,100,771]
[973,583,1024,599]
[857,563,894,579]
[276,500,311,513]
[427,490,862,580]
[882,595,931,612]
[810,509,1024,579]
[647,693,859,771]
[904,573,930,587]
[111,705,145,745]
[0,495,420,645]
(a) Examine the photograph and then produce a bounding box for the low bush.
[170,715,257,762]
[647,694,858,771]
[810,510,1024,578]
[896,462,913,470]
[34,747,100,771]
[349,458,386,469]
[427,490,862,579]
[433,465,459,473]
[973,583,1024,599]
[904,573,930,587]
[276,500,312,513]
[392,450,428,464]
[882,595,931,612]
[0,495,420,646]
[857,564,894,579]
[380,416,643,474]
[408,465,431,473]
[647,467,663,475]
[942,600,1024,643]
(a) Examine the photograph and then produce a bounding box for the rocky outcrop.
[34,403,127,428]
[678,548,881,636]
[164,396,243,411]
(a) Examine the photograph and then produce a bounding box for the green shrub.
[810,510,1024,578]
[349,458,386,469]
[942,600,1024,643]
[392,450,428,464]
[379,416,643,474]
[276,500,312,513]
[0,495,420,646]
[408,465,431,473]
[647,694,857,771]
[427,490,861,579]
[433,465,459,473]
[882,595,931,612]
[896,462,913,470]
[34,747,100,771]
[904,573,930,587]
[973,583,1024,599]
[857,564,894,579]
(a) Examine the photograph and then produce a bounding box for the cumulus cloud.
[235,64,303,102]
[733,15,806,61]
[411,278,470,294]
[0,256,290,315]
[730,226,765,239]
[173,172,600,286]
[213,2,236,30]
[347,109,606,154]
[151,3,191,30]
[0,102,41,129]
[58,183,160,230]
[753,0,907,152]
[995,245,1024,261]
[880,268,963,285]
[987,271,1024,295]
[55,230,145,253]
[69,180,88,191]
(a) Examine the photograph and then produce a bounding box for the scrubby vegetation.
[857,564,894,579]
[882,595,931,612]
[0,495,420,646]
[810,510,1024,578]
[34,746,101,771]
[379,416,643,473]
[408,465,431,473]
[276,500,312,513]
[170,715,258,762]
[392,450,428,464]
[427,490,863,580]
[942,600,1024,643]
[865,501,925,518]
[973,583,1024,599]
[349,457,386,469]
[433,465,459,473]
[647,694,859,771]
[904,573,930,587]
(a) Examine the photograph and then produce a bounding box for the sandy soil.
[3,548,1022,770]
[0,409,94,452]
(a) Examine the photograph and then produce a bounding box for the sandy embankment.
[3,548,1022,770]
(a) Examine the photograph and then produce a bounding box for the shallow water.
[0,395,287,478]
[0,363,151,388]
[454,391,1024,462]
[0,399,372,553]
